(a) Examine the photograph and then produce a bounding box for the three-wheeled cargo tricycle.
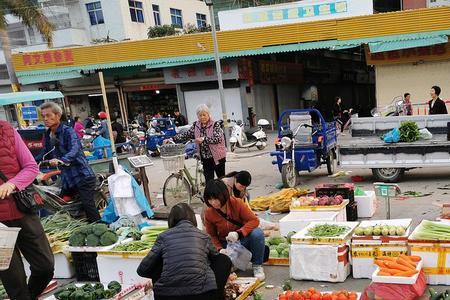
[271,109,337,187]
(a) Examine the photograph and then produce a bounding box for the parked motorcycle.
[229,119,269,152]
[371,96,405,117]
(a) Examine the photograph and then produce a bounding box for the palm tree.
[0,0,54,92]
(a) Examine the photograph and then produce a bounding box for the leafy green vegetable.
[269,249,279,258]
[306,224,350,237]
[276,243,289,254]
[411,220,450,240]
[92,224,108,237]
[86,234,100,247]
[107,281,121,293]
[399,121,420,142]
[268,235,286,246]
[281,248,290,258]
[100,231,118,246]
[69,233,86,247]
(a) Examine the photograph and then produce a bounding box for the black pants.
[202,158,226,183]
[0,214,54,300]
[153,254,232,300]
[63,177,101,223]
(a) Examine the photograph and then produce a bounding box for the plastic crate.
[72,252,100,282]
[0,226,20,270]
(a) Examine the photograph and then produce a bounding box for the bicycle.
[161,143,205,208]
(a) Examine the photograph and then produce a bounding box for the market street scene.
[0,0,450,299]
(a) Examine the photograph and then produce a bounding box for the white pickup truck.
[338,115,450,182]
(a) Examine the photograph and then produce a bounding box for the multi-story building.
[0,0,210,89]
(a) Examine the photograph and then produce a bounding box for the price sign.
[128,155,154,168]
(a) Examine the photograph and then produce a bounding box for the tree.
[183,23,212,34]
[0,0,54,92]
[147,25,177,38]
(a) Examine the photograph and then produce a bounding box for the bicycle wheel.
[163,173,192,208]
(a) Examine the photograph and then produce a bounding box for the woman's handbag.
[0,170,42,214]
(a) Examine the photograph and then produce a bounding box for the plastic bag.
[92,136,112,159]
[419,128,433,140]
[226,242,252,271]
[383,128,400,143]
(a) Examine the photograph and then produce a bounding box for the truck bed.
[338,134,450,168]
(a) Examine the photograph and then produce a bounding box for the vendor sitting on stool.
[204,179,266,281]
[137,203,232,300]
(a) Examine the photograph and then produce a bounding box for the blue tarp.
[0,91,64,106]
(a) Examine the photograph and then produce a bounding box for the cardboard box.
[290,243,350,282]
[350,244,409,279]
[355,191,376,218]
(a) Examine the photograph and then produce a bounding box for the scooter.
[229,119,269,152]
[371,96,405,117]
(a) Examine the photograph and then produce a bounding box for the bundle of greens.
[399,121,420,143]
[410,220,450,241]
[112,226,167,252]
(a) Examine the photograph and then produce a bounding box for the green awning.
[368,33,449,53]
[0,91,64,105]
[18,71,82,85]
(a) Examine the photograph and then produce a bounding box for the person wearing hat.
[97,111,110,139]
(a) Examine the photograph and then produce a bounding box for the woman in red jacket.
[203,179,265,280]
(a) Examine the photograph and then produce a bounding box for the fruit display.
[279,288,358,300]
[306,224,350,238]
[292,195,344,208]
[374,255,421,277]
[68,224,118,247]
[354,225,406,237]
[250,188,309,212]
[54,281,121,300]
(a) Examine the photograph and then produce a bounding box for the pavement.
[143,132,450,299]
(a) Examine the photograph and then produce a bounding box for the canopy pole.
[98,71,118,172]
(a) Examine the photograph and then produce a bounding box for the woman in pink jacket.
[73,116,85,139]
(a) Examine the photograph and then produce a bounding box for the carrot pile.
[374,255,421,277]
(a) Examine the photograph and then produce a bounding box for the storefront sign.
[365,42,450,65]
[163,61,239,84]
[21,49,75,67]
[218,0,373,31]
[122,84,175,92]
[257,61,304,84]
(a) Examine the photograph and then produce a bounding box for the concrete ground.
[144,132,450,299]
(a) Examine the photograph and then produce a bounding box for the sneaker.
[252,265,265,281]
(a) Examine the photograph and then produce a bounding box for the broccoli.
[69,233,86,247]
[107,281,121,293]
[79,225,94,235]
[56,290,71,300]
[65,283,77,292]
[92,224,108,237]
[103,289,115,299]
[100,231,118,246]
[70,290,85,300]
[86,234,100,247]
[93,283,104,290]
[82,284,95,292]
[93,288,104,300]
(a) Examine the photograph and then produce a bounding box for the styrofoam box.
[290,243,350,282]
[96,253,147,286]
[372,260,423,284]
[291,221,359,245]
[23,253,74,279]
[290,200,348,222]
[350,243,408,279]
[355,191,376,218]
[409,241,450,285]
[279,211,339,236]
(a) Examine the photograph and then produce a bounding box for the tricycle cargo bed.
[351,115,450,137]
[338,134,450,168]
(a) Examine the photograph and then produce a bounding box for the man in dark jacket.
[174,110,188,127]
[429,85,448,115]
[38,102,101,222]
[137,203,231,300]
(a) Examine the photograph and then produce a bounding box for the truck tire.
[372,168,404,183]
[281,162,300,188]
[326,150,336,175]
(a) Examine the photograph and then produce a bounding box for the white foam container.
[290,243,350,282]
[355,191,376,218]
[23,253,75,279]
[372,260,423,284]
[350,244,409,279]
[279,211,339,236]
[96,251,148,286]
[291,221,359,245]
